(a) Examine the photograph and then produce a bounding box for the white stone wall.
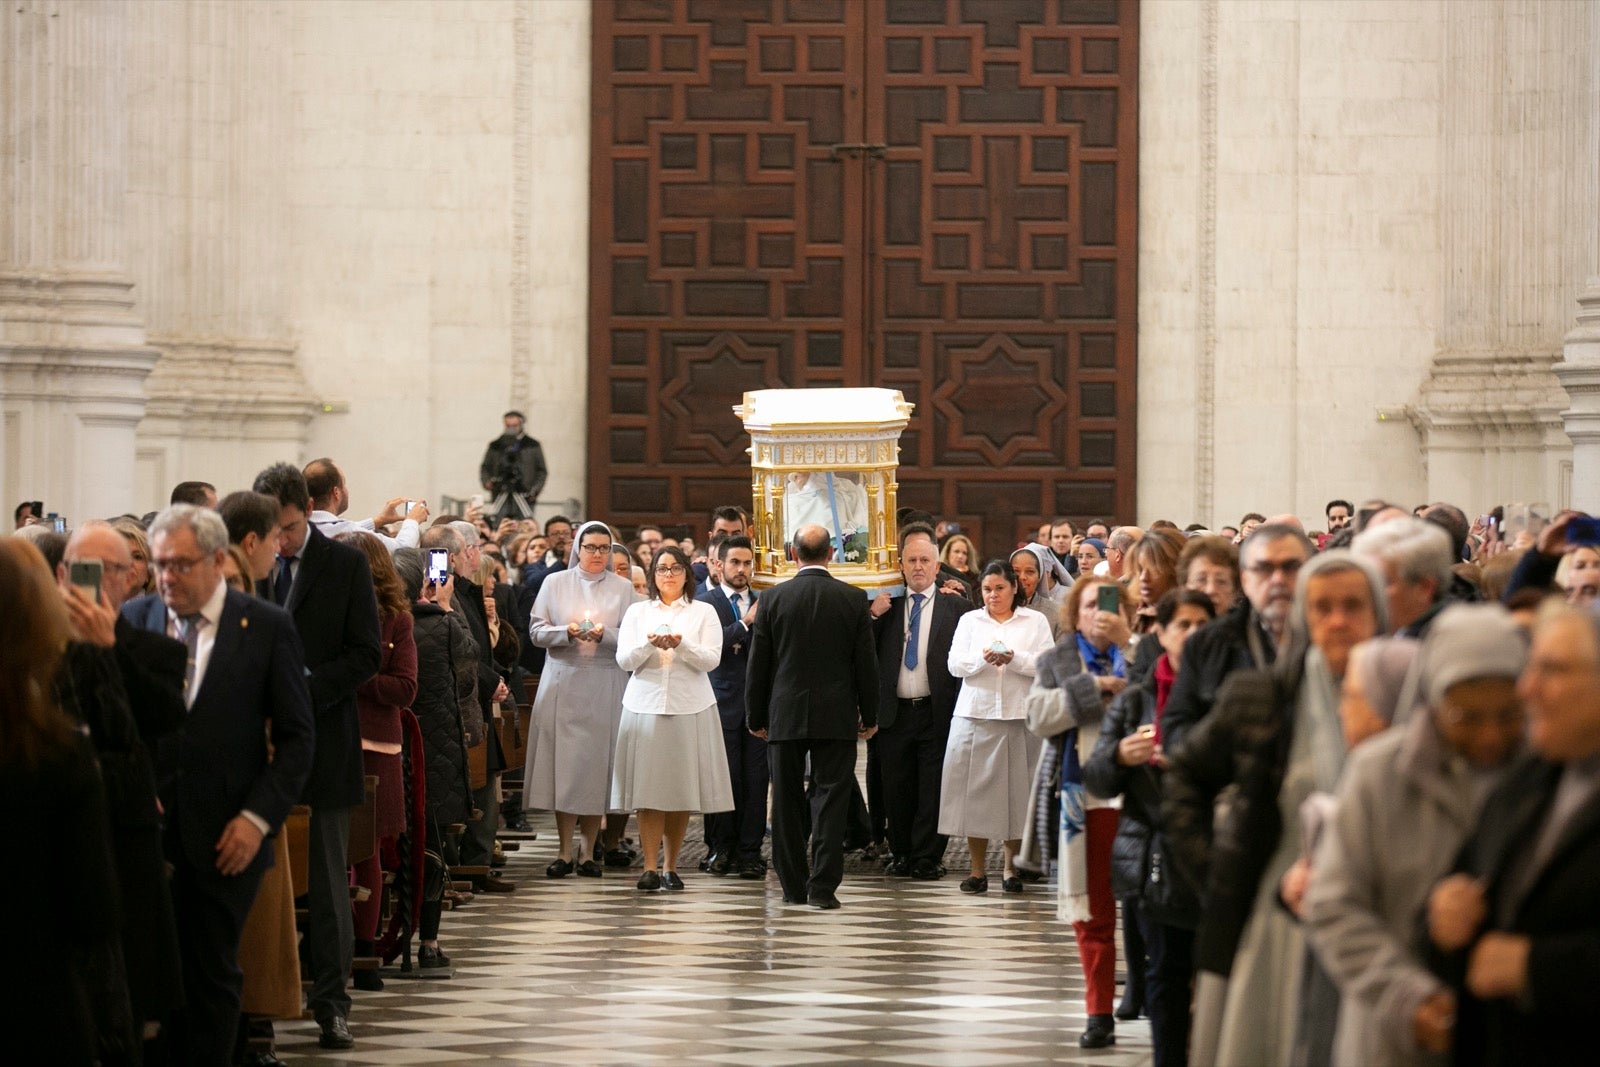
[1139,0,1442,529]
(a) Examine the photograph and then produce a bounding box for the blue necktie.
[730,590,743,617]
[275,556,293,605]
[904,593,925,670]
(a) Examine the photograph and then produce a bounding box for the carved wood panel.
[590,0,1139,560]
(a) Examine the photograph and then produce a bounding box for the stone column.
[0,0,160,521]
[126,0,316,503]
[1555,283,1600,514]
[1412,0,1598,512]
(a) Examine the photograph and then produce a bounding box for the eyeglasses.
[151,556,209,576]
[577,543,611,554]
[1246,558,1304,578]
[654,564,686,576]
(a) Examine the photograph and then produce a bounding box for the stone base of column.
[135,336,319,504]
[0,270,160,521]
[1554,281,1600,515]
[1409,350,1572,512]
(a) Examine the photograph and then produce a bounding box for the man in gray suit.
[746,523,879,909]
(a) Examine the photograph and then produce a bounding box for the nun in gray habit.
[524,520,641,875]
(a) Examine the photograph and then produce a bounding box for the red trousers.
[1072,808,1119,1015]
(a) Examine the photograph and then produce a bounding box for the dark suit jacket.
[1436,755,1600,1066]
[699,585,755,731]
[872,589,973,730]
[275,524,382,808]
[122,588,315,898]
[745,567,879,742]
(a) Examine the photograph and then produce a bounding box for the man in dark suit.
[746,523,879,909]
[124,504,314,1066]
[698,535,766,878]
[1427,605,1600,1066]
[253,462,381,1050]
[868,522,974,880]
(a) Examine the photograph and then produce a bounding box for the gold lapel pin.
[240,617,250,629]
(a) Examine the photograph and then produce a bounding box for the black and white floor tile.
[276,815,1153,1066]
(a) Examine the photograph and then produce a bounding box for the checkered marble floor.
[275,813,1154,1066]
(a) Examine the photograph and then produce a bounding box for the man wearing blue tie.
[697,535,767,878]
[870,522,974,880]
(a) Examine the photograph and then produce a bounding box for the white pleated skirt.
[937,716,1041,841]
[609,704,735,814]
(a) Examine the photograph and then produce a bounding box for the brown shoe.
[474,873,517,893]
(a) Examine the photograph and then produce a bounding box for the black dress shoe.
[417,945,451,969]
[698,852,716,872]
[636,870,662,891]
[910,859,944,880]
[575,859,604,877]
[604,847,637,869]
[707,852,735,876]
[884,857,910,877]
[352,967,384,991]
[959,875,988,894]
[662,871,686,891]
[1001,875,1023,894]
[781,894,807,905]
[739,858,768,880]
[1114,998,1145,1021]
[1079,1015,1116,1049]
[546,858,574,878]
[808,893,841,910]
[317,1016,354,1050]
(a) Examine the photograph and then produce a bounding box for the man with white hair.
[1353,516,1456,638]
[123,505,314,1065]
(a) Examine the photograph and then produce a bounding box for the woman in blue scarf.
[1021,574,1134,1050]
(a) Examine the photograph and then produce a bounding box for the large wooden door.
[590,0,1138,561]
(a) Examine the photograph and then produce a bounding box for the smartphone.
[427,549,450,586]
[404,500,417,515]
[1096,583,1120,613]
[470,493,485,511]
[1567,517,1600,545]
[69,560,103,604]
[51,514,67,534]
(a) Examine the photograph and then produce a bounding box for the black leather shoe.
[1001,875,1023,894]
[604,847,637,869]
[698,851,717,872]
[1079,1015,1116,1049]
[575,859,604,878]
[352,967,384,991]
[910,859,944,880]
[781,894,807,905]
[240,1051,285,1067]
[317,1016,354,1050]
[739,858,768,880]
[636,870,662,891]
[662,871,686,891]
[417,945,451,969]
[707,852,735,876]
[546,858,574,878]
[884,857,910,877]
[808,893,841,910]
[959,875,988,894]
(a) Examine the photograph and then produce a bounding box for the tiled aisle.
[276,816,1153,1066]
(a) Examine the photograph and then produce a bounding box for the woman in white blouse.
[939,559,1056,894]
[613,546,735,891]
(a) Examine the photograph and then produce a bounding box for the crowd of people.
[5,453,1598,1067]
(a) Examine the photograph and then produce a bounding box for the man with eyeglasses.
[1160,523,1314,752]
[122,504,314,1066]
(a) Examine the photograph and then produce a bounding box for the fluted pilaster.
[1413,0,1599,511]
[0,0,159,520]
[127,0,315,500]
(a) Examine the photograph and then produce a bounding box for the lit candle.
[578,608,596,634]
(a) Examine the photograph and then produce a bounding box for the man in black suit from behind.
[253,462,381,1051]
[698,534,766,878]
[124,504,314,1065]
[746,523,879,909]
[868,522,975,880]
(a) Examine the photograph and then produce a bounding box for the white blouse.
[615,596,722,715]
[947,606,1054,721]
